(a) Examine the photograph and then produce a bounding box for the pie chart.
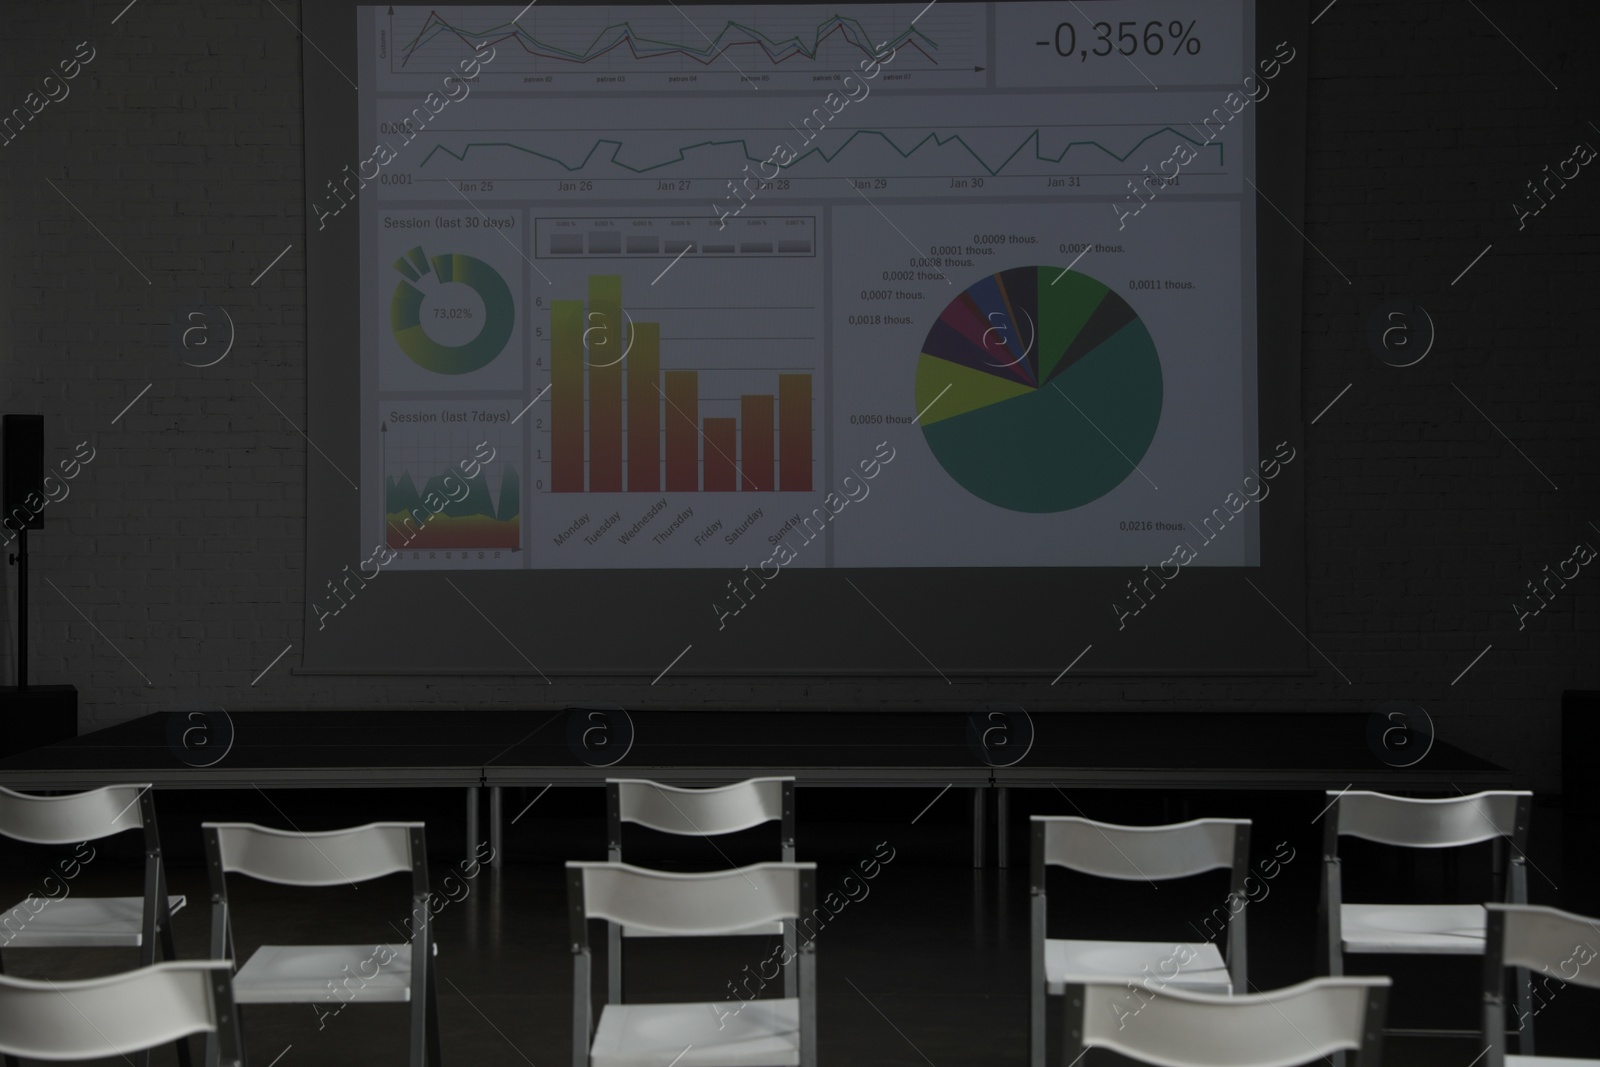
[390,247,515,375]
[915,266,1162,513]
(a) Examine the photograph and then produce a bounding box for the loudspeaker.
[2,413,45,531]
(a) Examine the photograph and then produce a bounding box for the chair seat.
[1341,904,1485,954]
[0,895,186,948]
[620,920,785,938]
[1044,939,1232,996]
[590,997,800,1067]
[232,942,433,1004]
[1507,1058,1600,1066]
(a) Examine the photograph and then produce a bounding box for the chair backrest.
[1485,903,1600,990]
[1032,816,1253,990]
[1482,903,1600,1065]
[203,822,422,887]
[0,784,152,844]
[1032,816,1249,881]
[607,777,795,859]
[568,861,819,1067]
[0,960,241,1065]
[1067,976,1390,1067]
[568,861,814,938]
[1329,790,1532,849]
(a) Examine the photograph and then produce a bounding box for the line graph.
[388,5,979,76]
[401,10,932,67]
[414,125,1228,180]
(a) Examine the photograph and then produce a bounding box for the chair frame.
[1031,815,1252,1067]
[568,860,817,1067]
[1483,902,1600,1065]
[1062,975,1390,1067]
[202,821,440,1067]
[1318,789,1533,1046]
[605,777,797,1002]
[0,784,187,1067]
[0,960,242,1066]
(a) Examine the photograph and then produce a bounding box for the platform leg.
[997,787,1010,869]
[466,786,480,866]
[489,786,503,868]
[973,787,987,868]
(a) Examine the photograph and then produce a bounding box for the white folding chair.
[1483,903,1600,1065]
[606,777,796,1001]
[1319,789,1533,1047]
[0,784,187,1067]
[1063,975,1390,1067]
[0,960,241,1066]
[568,860,817,1067]
[1030,815,1251,1067]
[203,822,441,1066]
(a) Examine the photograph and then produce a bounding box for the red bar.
[703,418,738,492]
[664,371,698,492]
[550,300,584,492]
[588,275,623,492]
[777,374,812,492]
[627,322,661,492]
[740,395,775,492]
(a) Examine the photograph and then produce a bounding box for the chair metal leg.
[0,951,17,1067]
[1030,893,1046,1067]
[1515,966,1537,1056]
[783,920,797,998]
[157,911,194,1067]
[174,1022,195,1067]
[411,995,427,1067]
[1484,980,1507,1067]
[228,1003,248,1067]
[427,955,444,1066]
[466,786,480,869]
[573,951,593,1067]
[607,923,622,1004]
[410,931,429,1067]
[798,949,817,1067]
[0,953,15,1067]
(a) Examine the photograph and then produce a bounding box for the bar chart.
[547,272,815,495]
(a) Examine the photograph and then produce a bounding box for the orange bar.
[550,300,584,492]
[740,395,775,492]
[588,275,623,492]
[664,371,698,492]
[627,322,661,492]
[778,374,812,492]
[703,418,738,492]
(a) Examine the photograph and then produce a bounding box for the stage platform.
[0,708,1513,868]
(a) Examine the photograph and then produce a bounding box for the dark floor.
[1,787,1596,1065]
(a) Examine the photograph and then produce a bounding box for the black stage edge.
[0,707,1512,792]
[0,684,77,761]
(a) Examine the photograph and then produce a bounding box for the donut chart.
[390,247,515,375]
[915,266,1162,513]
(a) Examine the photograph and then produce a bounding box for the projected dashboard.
[356,1,1273,573]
